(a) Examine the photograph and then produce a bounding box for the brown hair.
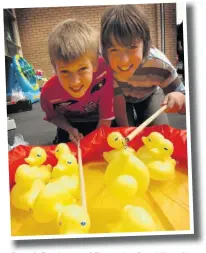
[101,5,151,61]
[48,19,99,68]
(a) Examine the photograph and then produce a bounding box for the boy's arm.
[113,79,129,126]
[162,91,185,114]
[160,67,186,114]
[98,69,115,127]
[40,94,82,144]
[51,115,82,144]
[50,114,74,133]
[114,94,129,126]
[97,93,129,128]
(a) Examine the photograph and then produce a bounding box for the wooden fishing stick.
[77,140,87,212]
[125,105,168,143]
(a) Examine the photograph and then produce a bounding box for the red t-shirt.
[40,57,114,123]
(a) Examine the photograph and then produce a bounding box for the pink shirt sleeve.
[40,91,58,122]
[98,68,115,120]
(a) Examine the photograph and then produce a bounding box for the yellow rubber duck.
[25,147,47,166]
[154,138,174,161]
[105,151,150,195]
[142,132,165,149]
[57,204,90,234]
[15,147,52,187]
[136,132,176,180]
[32,175,79,223]
[147,138,176,180]
[136,132,165,164]
[103,132,135,163]
[10,179,45,211]
[51,153,79,179]
[54,143,71,159]
[15,163,51,188]
[110,205,156,233]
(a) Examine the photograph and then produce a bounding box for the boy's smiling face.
[107,37,144,81]
[55,55,96,98]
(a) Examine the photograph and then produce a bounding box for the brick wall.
[15,3,176,78]
[164,3,177,65]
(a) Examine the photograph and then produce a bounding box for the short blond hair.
[48,19,99,68]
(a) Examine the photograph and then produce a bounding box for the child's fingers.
[161,95,169,106]
[162,92,185,113]
[166,99,180,113]
[160,96,169,112]
[69,134,78,145]
[167,98,175,110]
[165,101,174,113]
[162,95,176,113]
[79,133,84,139]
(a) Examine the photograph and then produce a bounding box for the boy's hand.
[162,92,186,113]
[68,127,83,145]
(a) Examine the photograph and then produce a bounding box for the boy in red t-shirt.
[41,19,114,144]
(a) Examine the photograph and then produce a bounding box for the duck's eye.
[37,154,41,157]
[148,138,151,142]
[59,221,62,226]
[67,161,72,164]
[56,150,59,152]
[114,137,118,141]
[80,221,86,226]
[164,147,168,151]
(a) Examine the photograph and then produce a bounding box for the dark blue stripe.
[134,67,171,79]
[116,81,157,92]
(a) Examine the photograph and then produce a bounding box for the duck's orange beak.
[24,156,36,165]
[142,137,147,145]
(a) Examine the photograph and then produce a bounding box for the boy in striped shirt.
[101,5,185,126]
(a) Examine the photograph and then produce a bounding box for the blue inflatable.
[7,55,40,103]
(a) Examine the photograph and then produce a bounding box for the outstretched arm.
[40,95,82,144]
[114,94,129,126]
[161,66,186,114]
[51,115,83,144]
[162,91,185,114]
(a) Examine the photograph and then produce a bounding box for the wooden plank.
[148,170,190,231]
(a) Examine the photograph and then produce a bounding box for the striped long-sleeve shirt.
[114,47,185,103]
